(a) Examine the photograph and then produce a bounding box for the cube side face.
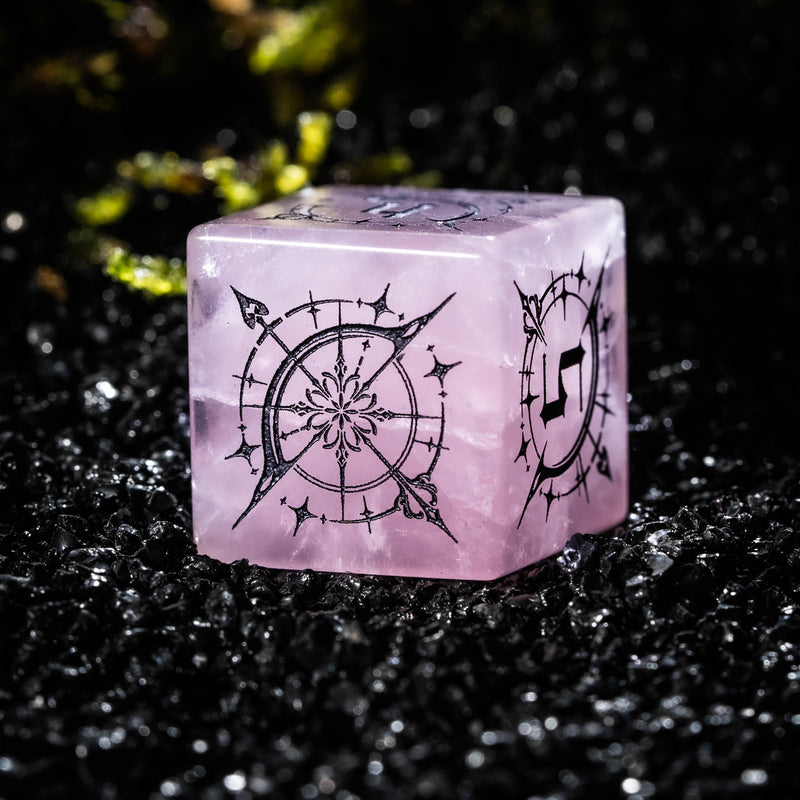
[495,199,628,576]
[188,225,515,579]
[187,188,626,580]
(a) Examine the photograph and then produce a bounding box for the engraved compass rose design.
[515,251,615,525]
[226,284,461,541]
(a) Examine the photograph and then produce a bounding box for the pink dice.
[187,185,627,579]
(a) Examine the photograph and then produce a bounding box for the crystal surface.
[187,185,627,579]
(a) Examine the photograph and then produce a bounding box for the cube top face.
[201,184,613,239]
[188,185,627,580]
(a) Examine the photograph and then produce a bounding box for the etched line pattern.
[515,251,615,525]
[227,284,461,541]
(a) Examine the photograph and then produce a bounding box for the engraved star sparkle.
[424,354,462,388]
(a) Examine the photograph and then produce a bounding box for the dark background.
[1,1,799,798]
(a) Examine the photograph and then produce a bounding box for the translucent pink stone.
[187,185,627,579]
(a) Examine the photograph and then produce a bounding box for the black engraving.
[228,284,460,542]
[257,189,544,232]
[540,344,585,425]
[515,250,614,526]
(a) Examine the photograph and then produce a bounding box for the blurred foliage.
[105,249,188,296]
[5,0,425,296]
[71,112,337,295]
[24,49,124,110]
[3,0,796,299]
[80,0,372,295]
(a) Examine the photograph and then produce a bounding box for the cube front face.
[188,186,627,580]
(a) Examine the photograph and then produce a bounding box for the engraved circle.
[262,326,429,497]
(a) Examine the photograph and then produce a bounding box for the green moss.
[75,186,132,227]
[59,0,420,297]
[248,1,361,76]
[105,249,187,297]
[297,111,333,167]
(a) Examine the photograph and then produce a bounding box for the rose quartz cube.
[187,185,627,580]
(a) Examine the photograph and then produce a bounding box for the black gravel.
[2,2,800,798]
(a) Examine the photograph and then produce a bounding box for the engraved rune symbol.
[515,251,615,525]
[256,188,541,232]
[540,343,585,425]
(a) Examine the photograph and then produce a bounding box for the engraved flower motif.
[301,349,393,465]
